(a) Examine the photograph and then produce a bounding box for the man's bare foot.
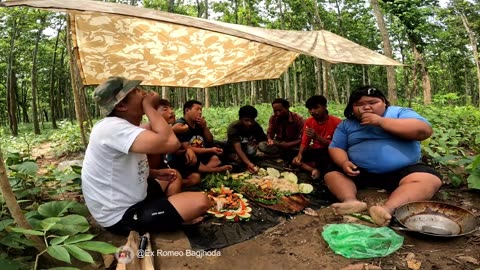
[369,205,392,226]
[331,200,367,215]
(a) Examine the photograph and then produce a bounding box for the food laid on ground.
[240,168,313,213]
[230,172,253,180]
[204,168,313,214]
[206,186,252,221]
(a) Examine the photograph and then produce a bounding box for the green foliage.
[466,154,480,189]
[6,201,117,269]
[0,151,115,269]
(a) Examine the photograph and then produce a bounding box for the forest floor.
[34,144,480,270]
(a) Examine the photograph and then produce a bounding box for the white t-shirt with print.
[81,117,149,227]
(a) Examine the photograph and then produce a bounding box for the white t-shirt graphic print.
[82,117,148,227]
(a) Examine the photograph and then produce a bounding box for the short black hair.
[344,85,390,119]
[183,100,202,114]
[272,98,290,109]
[305,95,327,109]
[158,99,171,107]
[239,105,258,119]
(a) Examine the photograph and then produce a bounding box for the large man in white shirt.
[81,77,210,235]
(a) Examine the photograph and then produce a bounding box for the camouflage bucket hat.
[93,76,142,117]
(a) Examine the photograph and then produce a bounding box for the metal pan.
[393,201,480,237]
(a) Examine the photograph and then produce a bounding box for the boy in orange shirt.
[293,95,342,179]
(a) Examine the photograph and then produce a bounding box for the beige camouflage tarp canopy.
[1,0,403,88]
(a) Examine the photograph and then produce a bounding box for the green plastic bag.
[321,223,404,259]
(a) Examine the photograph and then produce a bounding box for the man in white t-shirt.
[81,76,210,235]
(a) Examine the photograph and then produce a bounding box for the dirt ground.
[32,146,480,270]
[93,188,480,270]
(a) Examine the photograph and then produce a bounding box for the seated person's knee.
[190,173,201,185]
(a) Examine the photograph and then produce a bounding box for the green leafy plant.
[9,201,117,270]
[465,154,480,190]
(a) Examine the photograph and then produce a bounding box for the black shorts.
[302,147,333,172]
[324,163,442,192]
[167,153,200,178]
[104,178,184,236]
[198,153,216,165]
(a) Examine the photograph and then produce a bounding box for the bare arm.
[233,142,252,166]
[233,142,257,173]
[329,147,350,167]
[130,95,180,154]
[172,123,189,134]
[196,117,214,143]
[293,144,307,164]
[181,142,213,155]
[329,147,359,177]
[361,113,433,141]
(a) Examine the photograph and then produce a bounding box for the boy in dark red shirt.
[293,95,342,179]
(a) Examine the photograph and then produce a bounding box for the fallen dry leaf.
[458,256,479,265]
[339,263,382,270]
[404,252,415,261]
[407,259,421,270]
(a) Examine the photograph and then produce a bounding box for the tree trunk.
[66,15,88,148]
[411,42,432,105]
[0,148,45,252]
[370,0,397,104]
[315,59,322,95]
[460,12,480,108]
[261,80,267,104]
[236,83,241,106]
[167,0,175,12]
[330,68,340,103]
[250,81,256,105]
[161,86,167,99]
[299,60,304,103]
[312,0,324,97]
[409,65,418,108]
[204,0,208,19]
[293,61,298,104]
[6,17,19,136]
[283,71,290,100]
[322,60,329,98]
[204,88,210,108]
[362,65,367,85]
[31,18,44,135]
[49,22,63,129]
[464,62,471,105]
[277,78,283,99]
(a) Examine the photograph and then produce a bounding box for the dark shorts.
[302,147,333,172]
[324,163,442,192]
[104,178,184,236]
[198,153,216,165]
[166,153,200,178]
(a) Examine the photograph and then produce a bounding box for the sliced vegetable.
[266,167,280,178]
[299,183,314,194]
[281,172,298,184]
[238,212,251,219]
